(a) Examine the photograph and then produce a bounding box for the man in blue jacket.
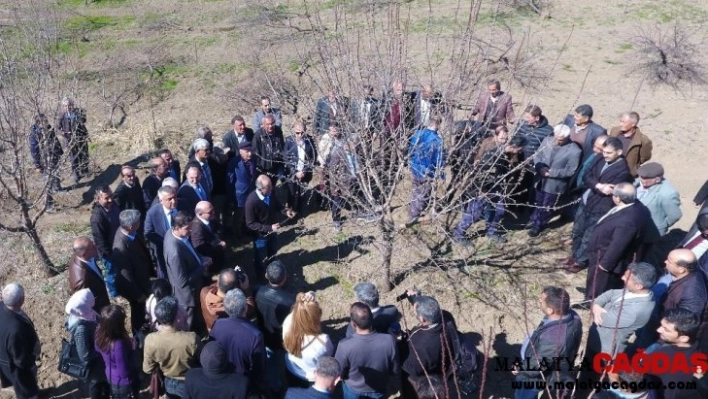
[404,115,445,227]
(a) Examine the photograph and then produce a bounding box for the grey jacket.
[163,231,203,309]
[635,178,682,241]
[533,137,582,194]
[592,289,655,356]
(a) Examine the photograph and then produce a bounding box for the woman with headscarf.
[65,288,109,398]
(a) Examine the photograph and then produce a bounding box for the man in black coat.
[191,201,226,275]
[565,137,633,273]
[223,115,255,155]
[113,166,146,221]
[113,209,152,337]
[0,283,39,399]
[89,186,120,297]
[159,149,181,184]
[584,183,649,301]
[252,115,285,187]
[142,157,168,210]
[245,175,295,274]
[183,341,248,399]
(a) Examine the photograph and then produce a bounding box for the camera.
[234,266,246,284]
[396,288,420,304]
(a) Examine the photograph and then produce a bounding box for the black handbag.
[58,337,90,380]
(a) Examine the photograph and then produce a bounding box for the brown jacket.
[199,284,257,332]
[472,91,515,127]
[609,126,652,177]
[68,255,110,313]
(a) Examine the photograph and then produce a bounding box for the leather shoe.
[556,256,575,266]
[564,264,585,274]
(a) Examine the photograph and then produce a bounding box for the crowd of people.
[2,79,708,399]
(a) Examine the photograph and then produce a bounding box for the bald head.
[671,249,697,268]
[613,182,636,205]
[151,157,167,177]
[72,236,96,259]
[195,201,213,219]
[255,175,273,195]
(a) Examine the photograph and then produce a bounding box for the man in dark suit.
[191,201,226,275]
[222,115,255,155]
[142,157,168,210]
[583,183,649,301]
[164,211,205,331]
[159,148,181,184]
[113,209,152,337]
[564,137,633,274]
[178,163,208,216]
[562,104,607,163]
[252,115,285,187]
[183,341,249,399]
[113,166,146,220]
[314,89,348,137]
[470,79,515,130]
[245,175,295,274]
[0,283,40,399]
[349,85,381,143]
[68,237,110,313]
[284,356,341,399]
[227,141,257,237]
[283,121,317,219]
[89,185,120,297]
[145,186,178,280]
[678,212,708,276]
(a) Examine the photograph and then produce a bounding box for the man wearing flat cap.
[183,341,248,398]
[227,140,257,237]
[635,162,682,266]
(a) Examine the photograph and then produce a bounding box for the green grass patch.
[64,15,135,32]
[54,222,90,235]
[59,0,129,6]
[160,78,179,92]
[633,0,707,23]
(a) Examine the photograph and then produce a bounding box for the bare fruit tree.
[234,0,547,294]
[0,5,74,275]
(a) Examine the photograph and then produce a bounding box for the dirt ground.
[1,0,707,398]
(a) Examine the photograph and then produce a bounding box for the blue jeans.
[164,377,185,398]
[254,235,278,274]
[455,196,505,237]
[101,256,118,297]
[514,386,541,399]
[530,191,561,231]
[342,382,384,399]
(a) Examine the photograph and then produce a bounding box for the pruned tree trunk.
[378,216,394,292]
[24,226,59,276]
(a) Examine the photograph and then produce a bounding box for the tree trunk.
[378,217,394,292]
[24,226,59,276]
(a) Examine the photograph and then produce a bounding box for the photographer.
[199,268,255,332]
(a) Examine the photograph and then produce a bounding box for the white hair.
[2,283,25,308]
[61,97,74,106]
[553,124,571,138]
[162,177,178,188]
[193,138,210,151]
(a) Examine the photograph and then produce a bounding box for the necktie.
[263,195,270,206]
[196,185,206,200]
[202,163,212,193]
[685,234,706,250]
[182,239,201,264]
